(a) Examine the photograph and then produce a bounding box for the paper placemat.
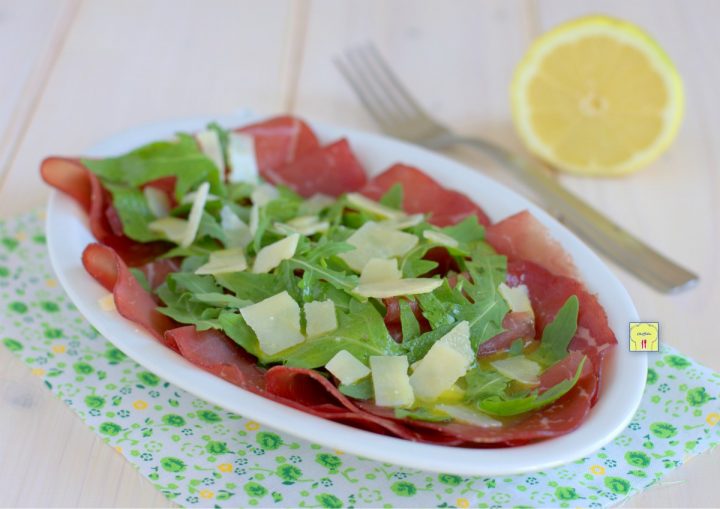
[1,209,718,508]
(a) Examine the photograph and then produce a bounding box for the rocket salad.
[41,115,617,446]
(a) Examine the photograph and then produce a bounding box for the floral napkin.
[1,209,718,508]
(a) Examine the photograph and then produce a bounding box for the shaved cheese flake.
[227,132,259,183]
[249,203,260,236]
[339,222,418,272]
[354,278,442,298]
[498,283,533,316]
[253,233,300,273]
[359,258,402,285]
[196,129,225,171]
[149,217,188,244]
[240,291,305,355]
[251,183,279,206]
[300,193,335,215]
[180,190,220,205]
[143,187,171,218]
[275,215,329,236]
[195,248,247,275]
[326,350,370,385]
[180,182,210,247]
[370,355,414,407]
[220,205,253,248]
[304,300,338,338]
[490,356,541,385]
[435,404,502,428]
[380,213,425,230]
[423,229,459,248]
[437,321,473,367]
[98,293,116,311]
[410,342,468,400]
[346,192,406,220]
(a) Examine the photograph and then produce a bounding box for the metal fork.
[335,44,698,294]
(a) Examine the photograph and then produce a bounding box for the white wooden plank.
[0,0,77,180]
[0,0,295,217]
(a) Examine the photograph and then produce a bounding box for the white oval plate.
[46,115,646,476]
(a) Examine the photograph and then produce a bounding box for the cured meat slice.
[82,243,178,349]
[261,139,368,197]
[507,260,616,365]
[264,366,419,439]
[139,258,181,290]
[41,157,169,266]
[477,311,535,357]
[165,325,266,391]
[361,163,491,227]
[486,210,578,279]
[236,115,319,176]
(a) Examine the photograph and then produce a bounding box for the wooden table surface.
[1,0,718,506]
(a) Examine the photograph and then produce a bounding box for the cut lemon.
[511,16,684,176]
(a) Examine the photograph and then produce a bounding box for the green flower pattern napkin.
[1,210,719,508]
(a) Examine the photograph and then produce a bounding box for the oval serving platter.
[46,114,645,476]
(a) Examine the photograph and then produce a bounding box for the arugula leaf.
[218,311,263,358]
[252,189,302,252]
[473,356,587,416]
[395,407,452,423]
[508,338,525,357]
[298,272,352,311]
[441,215,485,244]
[411,255,509,356]
[531,295,579,367]
[403,323,455,364]
[193,293,252,308]
[196,211,226,244]
[398,300,420,341]
[82,134,224,199]
[416,281,465,329]
[279,300,401,368]
[288,257,359,295]
[463,367,511,401]
[170,272,222,294]
[379,183,404,209]
[458,255,510,351]
[103,183,164,241]
[338,378,373,400]
[156,281,221,331]
[215,271,285,301]
[399,242,439,277]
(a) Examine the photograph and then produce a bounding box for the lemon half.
[511,15,684,176]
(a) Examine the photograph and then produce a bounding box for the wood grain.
[0,0,717,506]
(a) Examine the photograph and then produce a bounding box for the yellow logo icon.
[629,322,659,352]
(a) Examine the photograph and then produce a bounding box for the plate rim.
[45,114,646,476]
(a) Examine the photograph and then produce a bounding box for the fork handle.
[453,136,699,294]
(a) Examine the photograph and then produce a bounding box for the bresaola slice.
[41,157,170,266]
[261,138,368,197]
[264,366,420,439]
[165,325,266,391]
[82,243,178,349]
[362,163,492,227]
[487,210,579,279]
[236,115,320,176]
